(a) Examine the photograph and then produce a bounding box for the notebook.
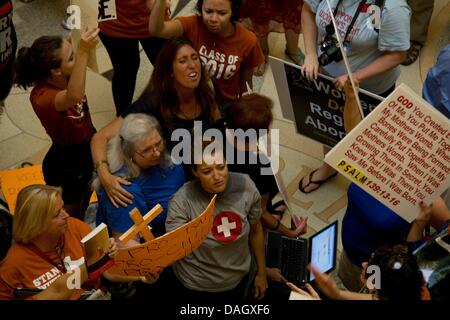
[266,221,338,288]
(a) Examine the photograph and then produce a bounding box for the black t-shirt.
[122,93,216,181]
[121,93,213,151]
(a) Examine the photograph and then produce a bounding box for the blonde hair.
[13,184,62,244]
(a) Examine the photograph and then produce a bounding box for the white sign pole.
[325,0,365,120]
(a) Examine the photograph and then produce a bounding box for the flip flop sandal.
[285,48,305,66]
[267,199,286,218]
[298,169,338,194]
[402,41,422,66]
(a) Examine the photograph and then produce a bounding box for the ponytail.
[13,36,63,90]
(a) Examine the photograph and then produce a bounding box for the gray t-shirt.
[166,172,261,292]
[305,0,410,94]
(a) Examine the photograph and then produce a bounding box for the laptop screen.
[309,221,338,281]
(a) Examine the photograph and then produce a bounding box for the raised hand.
[309,264,341,299]
[78,26,100,51]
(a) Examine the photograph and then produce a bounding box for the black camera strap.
[327,0,369,44]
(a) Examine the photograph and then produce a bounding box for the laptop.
[266,221,338,288]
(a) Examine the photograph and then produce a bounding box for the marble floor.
[1,0,450,256]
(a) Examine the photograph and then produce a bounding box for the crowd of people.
[0,0,449,302]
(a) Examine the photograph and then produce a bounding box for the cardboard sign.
[269,57,383,147]
[0,165,97,213]
[97,0,117,22]
[0,165,45,213]
[108,195,216,276]
[325,84,450,222]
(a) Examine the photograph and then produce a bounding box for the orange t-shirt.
[30,83,94,145]
[177,15,265,101]
[0,218,92,300]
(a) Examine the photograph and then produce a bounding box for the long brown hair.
[140,37,216,131]
[14,36,63,90]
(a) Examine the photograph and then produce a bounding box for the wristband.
[94,159,109,171]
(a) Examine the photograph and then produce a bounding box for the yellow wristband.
[94,159,109,171]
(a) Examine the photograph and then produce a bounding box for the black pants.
[134,266,250,302]
[99,33,166,116]
[42,142,93,205]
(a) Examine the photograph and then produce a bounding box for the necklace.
[178,102,200,120]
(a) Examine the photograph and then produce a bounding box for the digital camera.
[318,35,344,66]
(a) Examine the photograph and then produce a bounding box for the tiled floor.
[2,0,450,254]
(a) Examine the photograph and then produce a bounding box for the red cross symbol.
[211,211,242,243]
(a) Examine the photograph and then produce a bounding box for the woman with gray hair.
[94,113,185,247]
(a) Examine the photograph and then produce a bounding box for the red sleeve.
[176,15,200,39]
[30,85,59,123]
[240,26,265,69]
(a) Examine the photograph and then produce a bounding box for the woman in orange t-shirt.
[99,0,169,116]
[0,184,160,300]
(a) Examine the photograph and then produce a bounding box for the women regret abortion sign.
[269,56,383,147]
[325,84,450,222]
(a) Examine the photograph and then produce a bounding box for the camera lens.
[319,45,342,66]
[319,53,330,66]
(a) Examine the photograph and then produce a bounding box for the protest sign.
[0,165,97,213]
[269,57,383,147]
[69,0,117,72]
[324,84,450,222]
[0,165,44,213]
[97,0,117,22]
[108,195,216,276]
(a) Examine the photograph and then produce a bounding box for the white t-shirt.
[305,0,410,94]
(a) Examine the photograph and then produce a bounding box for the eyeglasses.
[134,140,164,158]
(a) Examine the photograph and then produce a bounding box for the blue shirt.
[97,164,185,238]
[423,44,450,119]
[342,184,410,267]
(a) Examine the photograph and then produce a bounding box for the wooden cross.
[119,204,163,244]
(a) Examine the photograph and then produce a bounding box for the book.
[414,225,450,288]
[81,223,115,278]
